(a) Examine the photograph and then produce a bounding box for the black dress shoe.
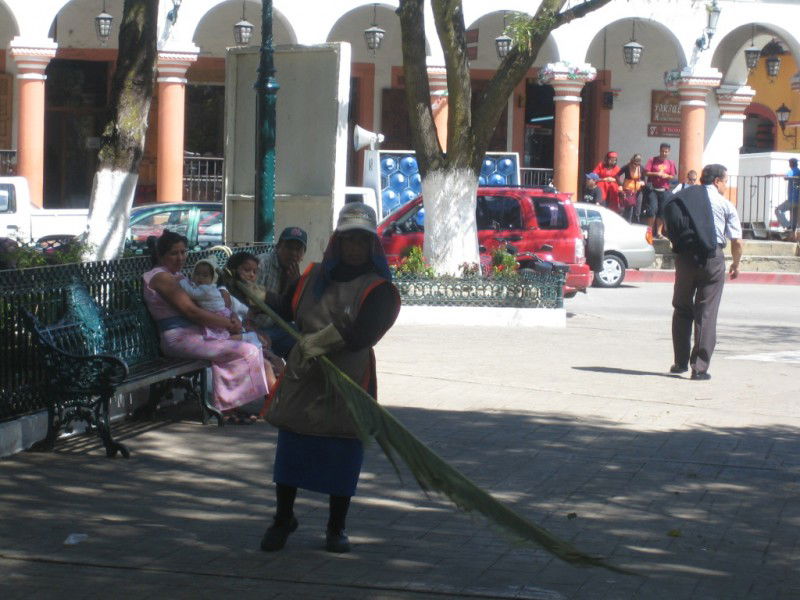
[260,516,298,551]
[670,364,688,374]
[325,529,351,553]
[691,371,711,381]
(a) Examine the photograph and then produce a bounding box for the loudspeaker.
[353,125,385,151]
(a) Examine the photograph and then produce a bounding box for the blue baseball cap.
[278,227,307,248]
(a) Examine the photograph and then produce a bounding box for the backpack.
[662,194,715,259]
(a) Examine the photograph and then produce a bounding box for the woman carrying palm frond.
[260,202,400,554]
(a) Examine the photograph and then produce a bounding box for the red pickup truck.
[377,187,598,296]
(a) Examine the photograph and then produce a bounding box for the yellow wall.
[747,53,799,152]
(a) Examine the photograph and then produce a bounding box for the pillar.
[539,62,597,197]
[156,50,197,203]
[9,39,57,208]
[711,85,755,205]
[665,68,722,181]
[427,67,448,151]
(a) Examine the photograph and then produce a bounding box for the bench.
[21,282,223,458]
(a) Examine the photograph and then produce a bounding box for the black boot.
[260,516,298,551]
[260,484,298,552]
[325,495,352,553]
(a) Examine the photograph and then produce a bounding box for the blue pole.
[255,0,279,243]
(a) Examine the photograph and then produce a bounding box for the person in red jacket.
[592,152,623,214]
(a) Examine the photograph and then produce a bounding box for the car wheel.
[593,253,626,288]
[585,221,604,271]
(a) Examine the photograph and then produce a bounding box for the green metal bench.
[21,283,222,458]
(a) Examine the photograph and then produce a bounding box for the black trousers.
[671,252,726,374]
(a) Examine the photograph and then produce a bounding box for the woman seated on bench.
[143,230,276,424]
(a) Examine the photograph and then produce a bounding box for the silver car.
[575,203,656,287]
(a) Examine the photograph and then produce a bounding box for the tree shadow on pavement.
[0,406,798,600]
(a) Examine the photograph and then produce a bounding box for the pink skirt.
[161,326,268,413]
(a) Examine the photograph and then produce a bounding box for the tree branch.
[397,0,444,177]
[430,0,474,168]
[553,0,615,28]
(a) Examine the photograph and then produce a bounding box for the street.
[1,281,799,599]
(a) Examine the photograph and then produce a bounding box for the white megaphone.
[353,125,385,151]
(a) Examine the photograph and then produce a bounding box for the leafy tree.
[396,0,612,273]
[84,0,158,260]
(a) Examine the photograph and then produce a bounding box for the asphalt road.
[567,280,800,329]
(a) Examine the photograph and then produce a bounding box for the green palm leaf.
[229,275,633,574]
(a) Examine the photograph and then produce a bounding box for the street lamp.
[696,0,721,51]
[167,0,182,25]
[744,25,760,72]
[95,1,113,47]
[495,12,512,59]
[255,0,279,243]
[763,39,783,81]
[622,20,643,68]
[233,1,254,46]
[776,103,797,148]
[363,4,385,55]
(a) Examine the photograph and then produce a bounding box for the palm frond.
[229,278,633,574]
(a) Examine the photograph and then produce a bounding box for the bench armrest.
[21,309,129,396]
[44,348,129,396]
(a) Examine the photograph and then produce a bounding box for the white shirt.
[178,279,227,312]
[705,184,742,245]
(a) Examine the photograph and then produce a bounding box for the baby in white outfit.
[179,259,239,341]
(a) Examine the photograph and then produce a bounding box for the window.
[0,183,15,213]
[576,207,602,229]
[129,208,190,241]
[198,210,223,245]
[476,196,522,230]
[533,198,568,229]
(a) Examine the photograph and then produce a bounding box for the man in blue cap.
[255,227,308,357]
[583,172,604,205]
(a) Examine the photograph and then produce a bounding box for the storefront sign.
[647,124,681,138]
[651,90,681,123]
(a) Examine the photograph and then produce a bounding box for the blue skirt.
[273,429,364,497]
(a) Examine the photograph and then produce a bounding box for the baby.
[179,259,239,341]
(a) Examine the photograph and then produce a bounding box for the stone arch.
[712,23,800,85]
[0,0,20,40]
[464,11,559,68]
[191,1,296,58]
[45,0,123,49]
[326,3,405,64]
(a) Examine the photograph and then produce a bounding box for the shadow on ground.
[0,402,798,599]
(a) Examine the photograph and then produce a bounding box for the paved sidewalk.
[1,301,799,599]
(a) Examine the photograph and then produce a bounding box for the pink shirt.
[645,157,677,190]
[143,266,186,320]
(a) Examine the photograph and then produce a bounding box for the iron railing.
[520,167,554,187]
[395,271,565,309]
[0,244,269,422]
[184,156,223,203]
[0,149,16,175]
[727,174,797,237]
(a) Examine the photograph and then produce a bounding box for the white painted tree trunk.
[83,168,139,261]
[421,168,480,275]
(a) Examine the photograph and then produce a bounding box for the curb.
[624,269,800,285]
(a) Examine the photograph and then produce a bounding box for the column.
[156,49,198,203]
[9,39,57,208]
[712,85,755,206]
[539,62,597,197]
[427,67,448,151]
[665,68,722,181]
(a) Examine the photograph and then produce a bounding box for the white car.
[574,203,656,287]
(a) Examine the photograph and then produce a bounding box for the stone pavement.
[1,294,799,599]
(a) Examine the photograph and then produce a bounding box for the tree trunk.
[84,0,158,261]
[421,168,479,275]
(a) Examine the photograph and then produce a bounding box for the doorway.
[44,59,109,208]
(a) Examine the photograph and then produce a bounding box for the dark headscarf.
[313,231,392,299]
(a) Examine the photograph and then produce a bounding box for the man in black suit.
[670,164,743,380]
